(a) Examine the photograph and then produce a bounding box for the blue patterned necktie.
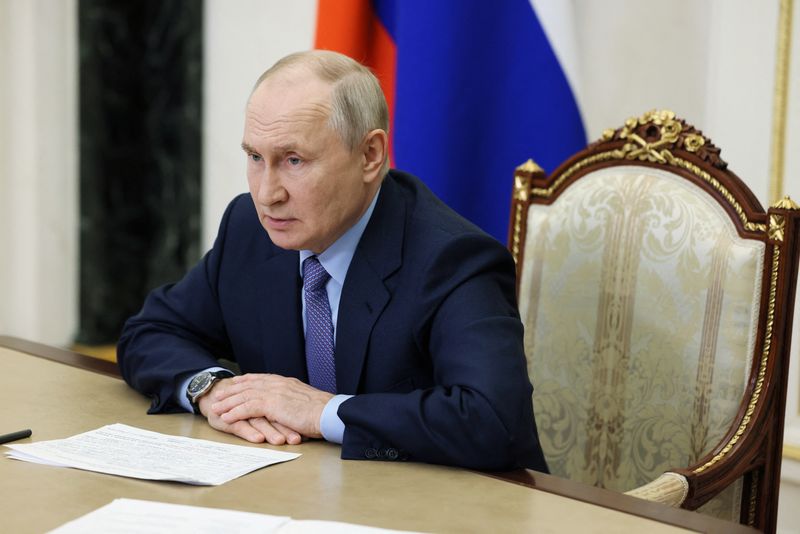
[303,256,336,393]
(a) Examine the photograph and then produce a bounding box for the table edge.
[0,335,121,378]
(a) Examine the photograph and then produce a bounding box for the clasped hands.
[197,374,334,446]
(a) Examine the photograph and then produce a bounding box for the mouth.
[264,215,296,230]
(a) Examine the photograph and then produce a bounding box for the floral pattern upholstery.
[519,166,765,520]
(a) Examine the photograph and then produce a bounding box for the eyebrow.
[241,142,259,154]
[241,141,302,155]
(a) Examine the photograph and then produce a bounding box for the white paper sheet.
[47,499,424,534]
[48,499,291,534]
[4,423,300,485]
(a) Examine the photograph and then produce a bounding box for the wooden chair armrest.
[625,472,689,507]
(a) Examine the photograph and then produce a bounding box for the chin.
[264,229,306,251]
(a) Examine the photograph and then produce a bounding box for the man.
[118,50,547,472]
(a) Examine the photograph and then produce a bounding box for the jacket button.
[386,448,399,460]
[365,448,377,459]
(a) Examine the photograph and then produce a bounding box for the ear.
[361,129,388,184]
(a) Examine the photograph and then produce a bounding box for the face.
[242,68,385,253]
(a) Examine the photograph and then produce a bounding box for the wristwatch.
[186,370,233,414]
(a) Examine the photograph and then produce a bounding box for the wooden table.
[0,336,757,533]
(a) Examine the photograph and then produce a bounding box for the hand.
[197,380,303,445]
[209,374,334,440]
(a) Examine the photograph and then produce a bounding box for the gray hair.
[254,50,390,176]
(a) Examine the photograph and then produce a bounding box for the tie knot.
[303,256,330,292]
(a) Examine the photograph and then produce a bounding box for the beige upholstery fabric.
[520,167,764,499]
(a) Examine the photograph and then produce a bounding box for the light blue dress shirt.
[178,188,380,445]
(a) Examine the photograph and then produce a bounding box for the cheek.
[315,185,347,218]
[302,194,329,223]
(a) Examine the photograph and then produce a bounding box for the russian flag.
[316,0,586,242]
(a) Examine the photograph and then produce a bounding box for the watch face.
[188,372,213,396]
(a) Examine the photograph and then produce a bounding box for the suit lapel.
[335,175,405,394]
[257,249,307,381]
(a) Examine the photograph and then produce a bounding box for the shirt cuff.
[176,366,232,413]
[320,394,353,444]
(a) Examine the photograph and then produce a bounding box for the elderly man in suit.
[118,50,547,472]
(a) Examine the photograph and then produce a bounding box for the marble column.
[78,0,202,344]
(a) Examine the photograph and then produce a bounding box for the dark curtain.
[77,0,203,345]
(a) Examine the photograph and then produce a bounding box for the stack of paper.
[4,423,300,485]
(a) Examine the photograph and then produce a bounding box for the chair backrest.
[509,110,800,532]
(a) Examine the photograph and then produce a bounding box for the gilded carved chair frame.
[508,110,800,533]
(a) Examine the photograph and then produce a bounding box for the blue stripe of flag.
[373,0,586,242]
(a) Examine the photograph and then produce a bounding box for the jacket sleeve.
[337,233,548,472]
[116,197,243,413]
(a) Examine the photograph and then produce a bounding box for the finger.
[248,418,294,446]
[270,421,302,445]
[205,406,266,443]
[211,418,265,443]
[219,400,270,424]
[211,390,262,416]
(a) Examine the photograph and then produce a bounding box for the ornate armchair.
[509,110,800,532]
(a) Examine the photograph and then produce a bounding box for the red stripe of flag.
[315,0,397,162]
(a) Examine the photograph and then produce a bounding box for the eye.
[287,156,302,166]
[249,153,262,163]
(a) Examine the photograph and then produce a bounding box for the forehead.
[244,69,334,144]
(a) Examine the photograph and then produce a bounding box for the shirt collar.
[299,187,381,285]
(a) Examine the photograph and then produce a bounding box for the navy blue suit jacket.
[118,170,548,472]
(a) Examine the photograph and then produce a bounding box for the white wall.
[0,0,78,346]
[533,0,779,203]
[779,458,800,534]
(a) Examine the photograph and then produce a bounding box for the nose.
[255,167,288,206]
